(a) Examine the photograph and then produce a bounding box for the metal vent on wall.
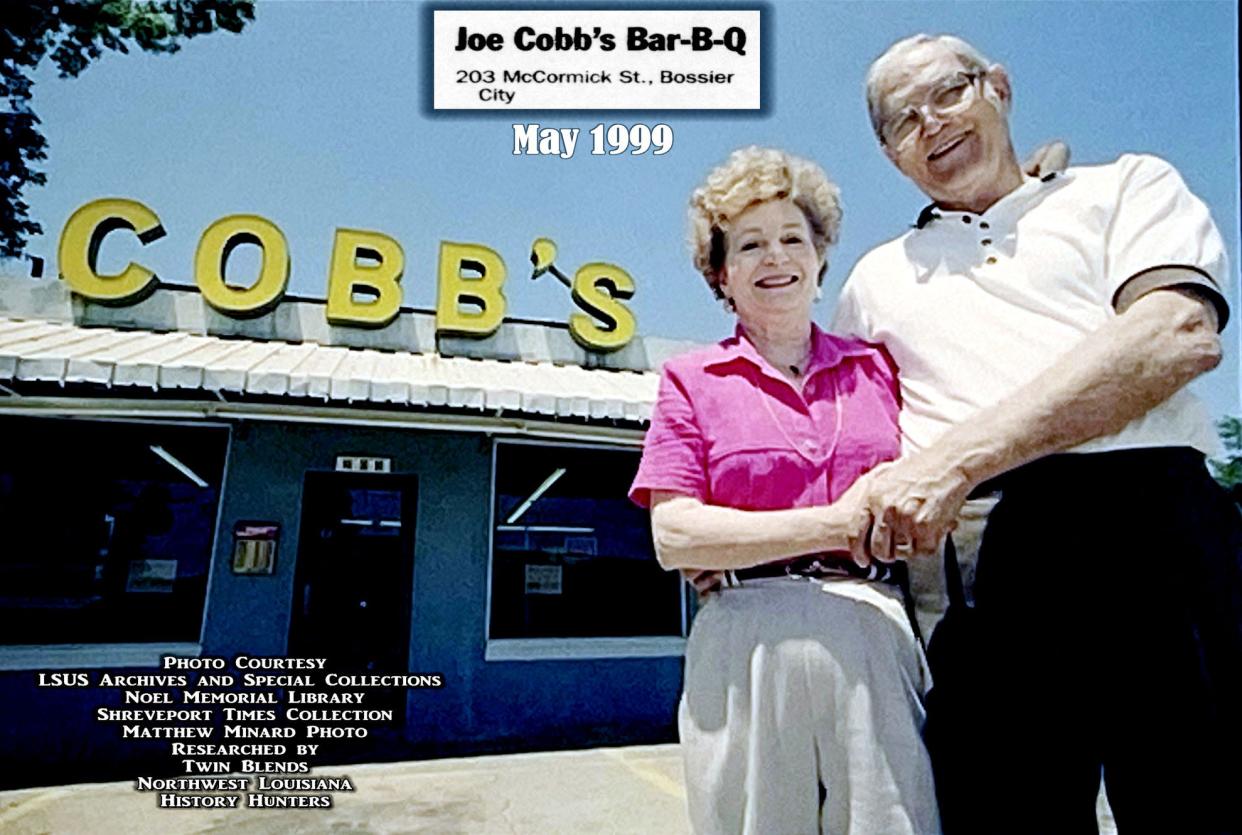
[335,456,392,473]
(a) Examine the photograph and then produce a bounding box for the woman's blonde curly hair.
[688,146,842,298]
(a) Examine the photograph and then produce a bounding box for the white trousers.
[679,577,940,835]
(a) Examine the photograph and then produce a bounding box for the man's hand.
[1022,140,1070,179]
[863,455,973,563]
[681,568,723,596]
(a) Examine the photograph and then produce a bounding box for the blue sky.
[12,0,1240,418]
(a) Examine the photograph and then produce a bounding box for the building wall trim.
[0,397,646,445]
[484,637,686,662]
[0,643,202,671]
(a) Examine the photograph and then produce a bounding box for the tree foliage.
[1210,416,1242,493]
[0,1,255,259]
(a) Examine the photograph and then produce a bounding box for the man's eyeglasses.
[880,71,985,150]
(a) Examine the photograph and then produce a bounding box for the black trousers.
[931,448,1242,835]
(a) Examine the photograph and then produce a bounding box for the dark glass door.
[289,472,417,688]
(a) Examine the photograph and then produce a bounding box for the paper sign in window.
[232,522,279,575]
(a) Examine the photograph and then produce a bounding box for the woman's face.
[719,198,822,325]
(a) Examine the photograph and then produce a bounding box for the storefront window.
[0,418,228,645]
[490,441,682,640]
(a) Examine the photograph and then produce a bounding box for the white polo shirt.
[833,154,1229,456]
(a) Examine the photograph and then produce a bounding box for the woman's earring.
[814,285,823,302]
[721,296,736,313]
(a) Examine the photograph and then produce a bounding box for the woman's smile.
[755,274,800,289]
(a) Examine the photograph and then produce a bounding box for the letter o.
[195,215,289,317]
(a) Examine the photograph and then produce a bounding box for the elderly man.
[832,33,1239,834]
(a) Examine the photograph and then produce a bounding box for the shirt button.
[981,238,993,246]
[962,216,972,224]
[986,256,998,265]
[979,221,990,230]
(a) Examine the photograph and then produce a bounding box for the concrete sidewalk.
[0,744,690,835]
[0,744,1124,835]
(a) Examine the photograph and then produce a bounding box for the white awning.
[0,317,660,424]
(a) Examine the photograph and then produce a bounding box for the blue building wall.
[0,418,682,788]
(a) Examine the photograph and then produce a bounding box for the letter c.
[58,198,165,303]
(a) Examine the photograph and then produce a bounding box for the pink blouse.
[629,324,901,512]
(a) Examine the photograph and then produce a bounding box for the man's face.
[874,43,1014,205]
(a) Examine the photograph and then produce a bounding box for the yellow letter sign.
[436,241,507,337]
[326,229,405,328]
[58,198,164,303]
[195,215,289,316]
[570,263,637,352]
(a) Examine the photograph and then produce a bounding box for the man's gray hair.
[865,34,995,139]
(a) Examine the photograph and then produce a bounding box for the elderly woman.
[628,147,938,834]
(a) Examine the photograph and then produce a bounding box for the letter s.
[569,262,636,352]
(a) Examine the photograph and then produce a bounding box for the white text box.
[433,10,761,110]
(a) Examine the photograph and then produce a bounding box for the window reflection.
[0,418,228,645]
[490,442,682,640]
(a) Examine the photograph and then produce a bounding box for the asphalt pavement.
[0,744,690,835]
[0,743,1122,834]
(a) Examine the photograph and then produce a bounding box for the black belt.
[730,554,906,586]
[724,554,924,649]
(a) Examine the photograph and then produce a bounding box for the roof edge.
[0,275,700,372]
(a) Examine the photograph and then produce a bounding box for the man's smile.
[928,132,969,162]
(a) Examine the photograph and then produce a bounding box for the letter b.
[436,241,507,337]
[326,229,404,327]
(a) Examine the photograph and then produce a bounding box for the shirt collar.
[703,322,874,379]
[912,171,1061,229]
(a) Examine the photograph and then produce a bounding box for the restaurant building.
[0,247,695,786]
